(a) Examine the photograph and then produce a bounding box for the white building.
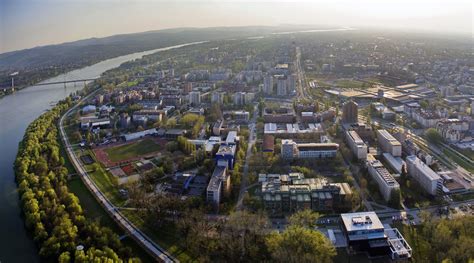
[406,155,442,195]
[206,166,229,205]
[367,160,400,202]
[233,92,255,105]
[276,75,288,96]
[346,130,368,160]
[436,119,469,143]
[383,153,405,174]
[189,91,201,106]
[211,91,225,104]
[263,74,274,95]
[377,130,402,157]
[281,139,338,159]
[288,74,296,93]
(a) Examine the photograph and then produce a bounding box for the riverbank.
[0,41,203,262]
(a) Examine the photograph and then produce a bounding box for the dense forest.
[398,214,474,263]
[14,97,139,262]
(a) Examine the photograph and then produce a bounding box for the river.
[0,42,201,262]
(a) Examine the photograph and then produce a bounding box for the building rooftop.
[377,130,402,146]
[297,143,339,151]
[217,144,236,155]
[348,130,365,145]
[226,131,238,145]
[341,212,384,233]
[368,160,399,187]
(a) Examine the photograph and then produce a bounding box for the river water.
[0,42,200,262]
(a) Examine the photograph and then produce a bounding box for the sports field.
[104,138,161,162]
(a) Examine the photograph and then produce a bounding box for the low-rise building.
[406,155,442,195]
[341,212,412,260]
[264,123,324,137]
[261,174,351,213]
[132,109,163,123]
[436,118,470,143]
[263,106,296,123]
[123,128,157,141]
[80,117,110,130]
[281,139,338,159]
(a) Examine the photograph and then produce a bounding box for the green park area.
[105,138,161,162]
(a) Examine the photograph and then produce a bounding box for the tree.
[425,128,443,144]
[288,209,320,229]
[216,211,270,262]
[266,225,336,263]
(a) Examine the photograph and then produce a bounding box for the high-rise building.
[342,100,358,124]
[211,91,224,104]
[276,76,288,96]
[189,91,201,106]
[287,74,296,93]
[263,74,274,95]
[471,99,474,116]
[183,82,193,93]
[233,92,246,105]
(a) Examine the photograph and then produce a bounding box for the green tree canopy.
[266,225,336,263]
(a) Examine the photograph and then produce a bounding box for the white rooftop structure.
[341,212,384,234]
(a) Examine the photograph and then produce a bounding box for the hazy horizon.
[1,0,472,54]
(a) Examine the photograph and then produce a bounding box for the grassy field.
[105,138,161,162]
[453,146,474,160]
[442,148,474,174]
[77,148,126,206]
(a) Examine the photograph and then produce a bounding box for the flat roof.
[341,212,384,232]
[377,130,402,146]
[297,143,339,151]
[368,160,399,187]
[348,130,365,145]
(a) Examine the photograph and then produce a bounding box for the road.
[295,46,311,100]
[236,103,259,210]
[270,199,474,231]
[59,89,177,263]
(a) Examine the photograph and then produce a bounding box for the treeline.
[15,97,139,262]
[399,214,474,262]
[127,188,336,263]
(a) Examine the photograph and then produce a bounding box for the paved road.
[59,90,177,262]
[236,103,259,210]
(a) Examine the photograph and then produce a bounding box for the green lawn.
[105,138,161,162]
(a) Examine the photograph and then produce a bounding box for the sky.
[0,0,472,54]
